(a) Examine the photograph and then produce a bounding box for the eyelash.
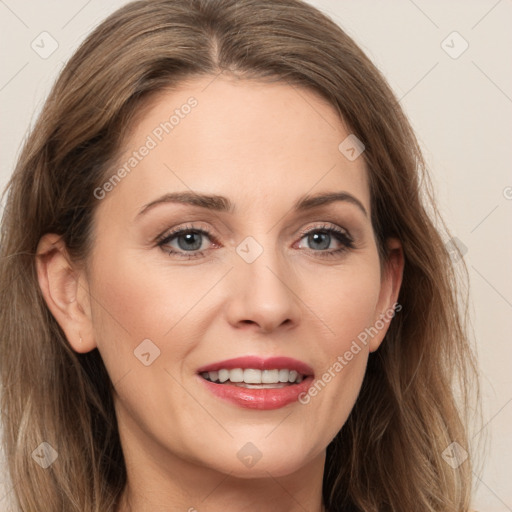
[156,223,355,260]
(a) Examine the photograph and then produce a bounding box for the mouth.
[196,356,314,409]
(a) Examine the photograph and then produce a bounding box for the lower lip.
[198,375,314,410]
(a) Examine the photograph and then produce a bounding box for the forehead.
[97,75,370,221]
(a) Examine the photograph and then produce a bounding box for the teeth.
[218,369,229,383]
[262,369,279,383]
[229,368,244,383]
[201,368,306,385]
[245,368,262,384]
[278,369,289,382]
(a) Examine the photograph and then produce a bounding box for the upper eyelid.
[297,223,351,238]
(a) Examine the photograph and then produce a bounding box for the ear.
[35,233,96,353]
[368,237,404,353]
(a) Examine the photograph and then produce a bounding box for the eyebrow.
[136,190,368,219]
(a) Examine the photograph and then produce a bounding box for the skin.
[36,75,404,512]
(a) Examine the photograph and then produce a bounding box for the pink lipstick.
[196,356,314,410]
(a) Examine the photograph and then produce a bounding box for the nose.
[224,248,301,334]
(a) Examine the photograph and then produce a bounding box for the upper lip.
[196,356,314,376]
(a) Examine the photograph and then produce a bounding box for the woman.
[0,0,480,510]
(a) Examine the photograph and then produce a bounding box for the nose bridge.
[226,234,300,332]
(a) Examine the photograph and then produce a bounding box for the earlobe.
[369,237,404,352]
[35,233,96,353]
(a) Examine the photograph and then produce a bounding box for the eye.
[157,224,216,259]
[295,224,354,258]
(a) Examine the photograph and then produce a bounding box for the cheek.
[307,258,382,354]
[297,257,381,420]
[87,245,192,380]
[91,242,194,336]
[87,249,205,439]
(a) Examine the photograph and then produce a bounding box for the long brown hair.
[0,0,480,510]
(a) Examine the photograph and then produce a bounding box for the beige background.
[1,0,511,510]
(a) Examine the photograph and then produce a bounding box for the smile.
[196,356,314,409]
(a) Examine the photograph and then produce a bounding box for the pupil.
[178,232,202,251]
[310,232,330,250]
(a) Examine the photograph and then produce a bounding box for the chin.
[195,440,318,479]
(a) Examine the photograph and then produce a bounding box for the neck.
[115,475,328,512]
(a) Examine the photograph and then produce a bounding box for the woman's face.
[49,76,402,480]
